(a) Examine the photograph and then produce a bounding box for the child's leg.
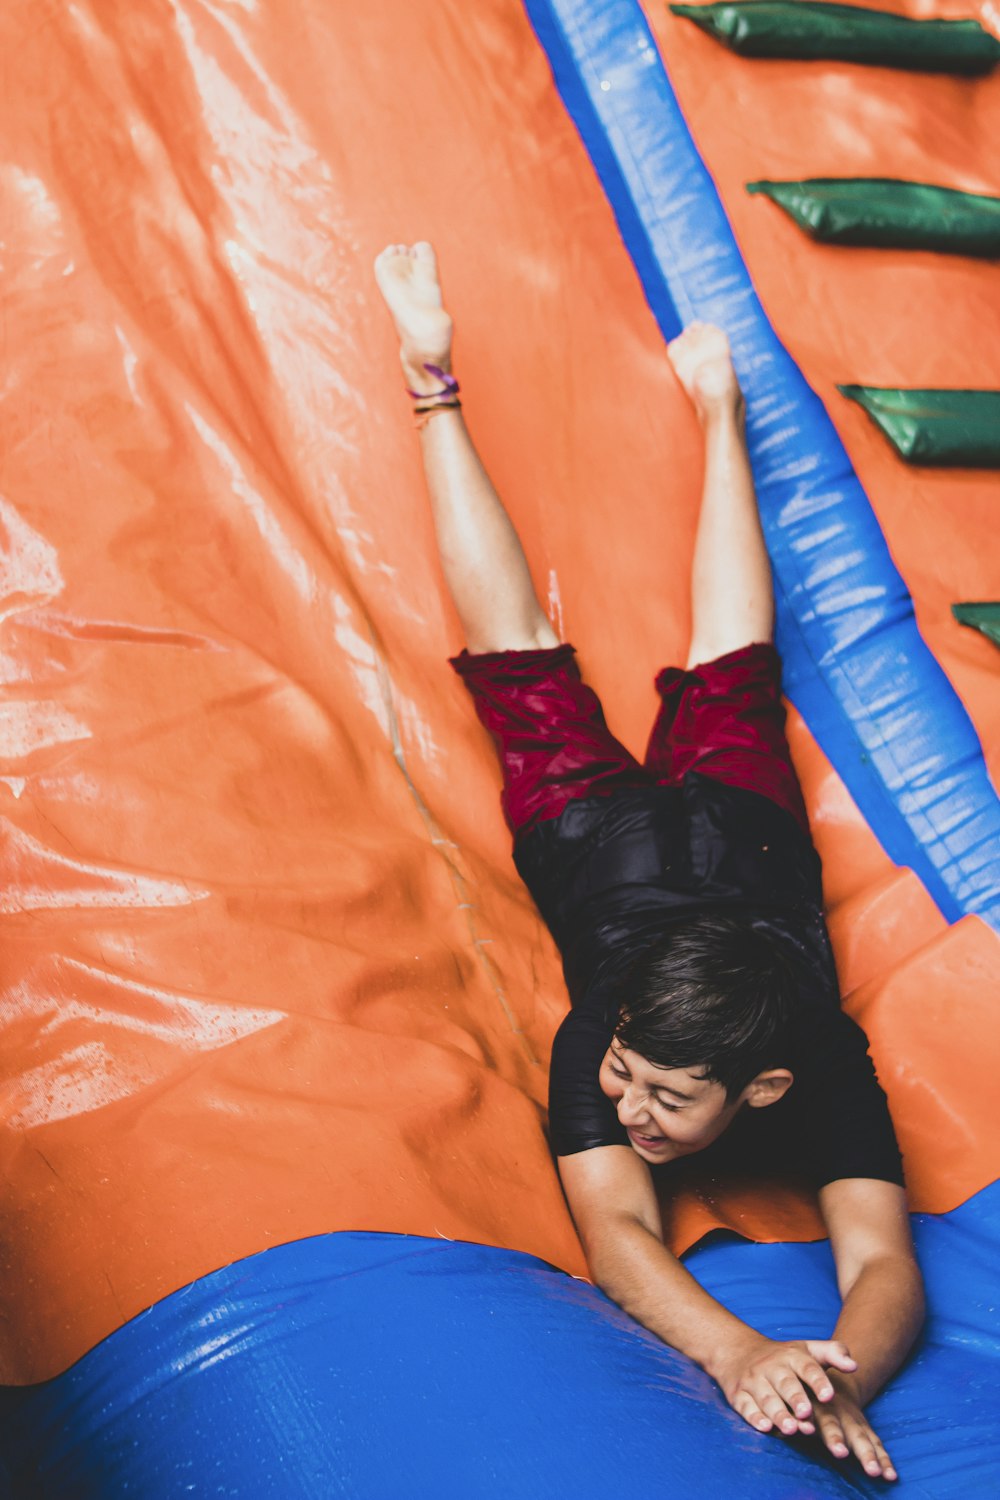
[374,241,646,838]
[667,324,774,668]
[373,242,558,656]
[644,325,807,832]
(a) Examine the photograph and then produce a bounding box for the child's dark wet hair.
[614,910,809,1100]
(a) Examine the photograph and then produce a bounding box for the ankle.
[697,390,745,429]
[400,350,454,398]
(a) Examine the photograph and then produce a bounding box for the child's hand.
[714,1332,856,1438]
[714,1335,898,1481]
[811,1370,898,1482]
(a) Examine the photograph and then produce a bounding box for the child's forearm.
[585,1213,856,1440]
[586,1212,759,1380]
[831,1256,925,1404]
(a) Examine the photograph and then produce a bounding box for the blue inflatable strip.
[2,1181,997,1498]
[521,0,1000,932]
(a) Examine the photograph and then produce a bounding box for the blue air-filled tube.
[521,0,1000,931]
[2,1182,998,1497]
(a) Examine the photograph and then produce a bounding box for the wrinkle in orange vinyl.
[1,0,998,1384]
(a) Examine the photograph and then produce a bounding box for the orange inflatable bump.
[0,0,997,1389]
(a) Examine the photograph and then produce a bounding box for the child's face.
[598,1039,747,1165]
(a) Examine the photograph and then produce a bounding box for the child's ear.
[744,1068,794,1109]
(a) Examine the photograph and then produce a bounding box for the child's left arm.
[815,1178,925,1480]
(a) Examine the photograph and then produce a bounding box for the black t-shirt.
[514,776,904,1188]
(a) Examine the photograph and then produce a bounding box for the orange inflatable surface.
[1,0,998,1384]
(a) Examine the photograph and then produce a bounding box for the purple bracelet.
[405,363,460,400]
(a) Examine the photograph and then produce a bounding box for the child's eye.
[653,1097,680,1112]
[609,1064,629,1080]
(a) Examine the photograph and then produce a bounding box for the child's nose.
[617,1083,652,1127]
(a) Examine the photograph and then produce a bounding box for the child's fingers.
[844,1417,897,1481]
[772,1370,816,1423]
[804,1339,858,1374]
[732,1390,773,1434]
[755,1381,805,1436]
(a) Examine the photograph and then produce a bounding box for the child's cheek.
[598,1067,618,1102]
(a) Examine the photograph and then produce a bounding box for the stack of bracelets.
[406,363,462,431]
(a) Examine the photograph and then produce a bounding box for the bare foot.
[667,322,744,423]
[374,241,454,397]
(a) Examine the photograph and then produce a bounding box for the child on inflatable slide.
[374,241,924,1484]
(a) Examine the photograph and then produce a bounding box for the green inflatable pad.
[953,604,1000,650]
[838,387,1000,468]
[747,179,1000,257]
[669,3,1000,74]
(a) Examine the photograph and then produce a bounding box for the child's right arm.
[558,1146,860,1442]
